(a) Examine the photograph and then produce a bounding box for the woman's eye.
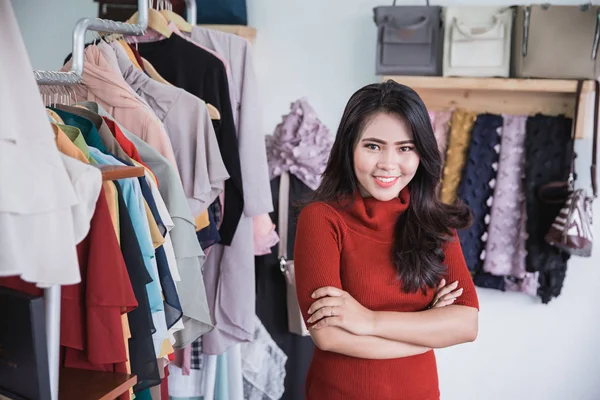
[399,146,413,152]
[366,144,380,151]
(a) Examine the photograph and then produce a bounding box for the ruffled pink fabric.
[266,98,333,191]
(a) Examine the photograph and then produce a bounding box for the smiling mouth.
[373,176,400,188]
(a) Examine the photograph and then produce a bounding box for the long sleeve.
[293,202,344,324]
[442,230,480,310]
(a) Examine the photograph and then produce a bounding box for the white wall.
[248,1,600,399]
[11,0,97,70]
[12,0,600,398]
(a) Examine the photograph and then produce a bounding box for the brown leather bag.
[541,80,599,256]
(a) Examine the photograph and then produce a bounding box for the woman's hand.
[307,286,375,335]
[429,279,463,309]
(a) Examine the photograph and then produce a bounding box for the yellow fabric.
[440,110,477,204]
[52,124,120,238]
[158,338,174,358]
[118,40,143,71]
[195,210,210,231]
[145,200,165,249]
[122,314,132,374]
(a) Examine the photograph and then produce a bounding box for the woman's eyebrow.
[361,137,414,145]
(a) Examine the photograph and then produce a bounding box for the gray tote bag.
[374,0,443,75]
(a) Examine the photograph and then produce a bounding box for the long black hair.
[313,80,471,294]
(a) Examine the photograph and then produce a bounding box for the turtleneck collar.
[336,187,410,242]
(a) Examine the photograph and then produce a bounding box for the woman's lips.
[373,176,399,188]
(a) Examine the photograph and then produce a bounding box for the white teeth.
[376,177,396,183]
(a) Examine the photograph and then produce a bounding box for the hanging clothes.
[440,110,477,205]
[483,115,537,296]
[106,41,229,218]
[457,113,505,291]
[524,114,573,303]
[82,101,214,344]
[428,110,453,165]
[0,1,91,287]
[61,46,181,175]
[136,34,245,245]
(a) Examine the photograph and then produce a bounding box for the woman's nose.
[377,148,399,170]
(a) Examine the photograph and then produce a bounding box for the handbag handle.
[568,80,599,198]
[393,0,430,6]
[591,80,599,197]
[382,15,430,30]
[278,172,291,263]
[567,80,584,190]
[451,15,501,39]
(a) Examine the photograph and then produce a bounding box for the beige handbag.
[443,7,514,77]
[278,172,310,337]
[513,5,600,79]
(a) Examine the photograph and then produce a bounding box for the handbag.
[513,5,600,79]
[0,287,51,400]
[278,172,310,337]
[373,0,443,76]
[443,7,513,77]
[542,80,599,257]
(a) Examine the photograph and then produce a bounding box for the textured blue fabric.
[194,0,247,25]
[456,114,505,291]
[196,205,220,250]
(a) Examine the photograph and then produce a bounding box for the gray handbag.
[513,4,600,79]
[374,0,443,76]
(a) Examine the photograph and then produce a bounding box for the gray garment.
[78,101,214,346]
[54,103,131,162]
[190,27,274,355]
[190,26,273,217]
[103,41,229,217]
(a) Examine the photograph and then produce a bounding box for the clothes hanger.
[127,1,173,38]
[158,0,193,33]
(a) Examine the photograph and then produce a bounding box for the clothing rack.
[34,2,149,399]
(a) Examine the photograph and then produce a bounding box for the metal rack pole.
[185,0,197,25]
[34,2,148,399]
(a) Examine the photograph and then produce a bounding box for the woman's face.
[353,112,420,201]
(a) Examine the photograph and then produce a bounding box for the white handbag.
[443,7,514,77]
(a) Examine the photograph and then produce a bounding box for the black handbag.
[0,286,51,400]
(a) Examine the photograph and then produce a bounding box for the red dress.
[294,189,479,400]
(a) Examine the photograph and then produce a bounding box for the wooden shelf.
[383,76,596,139]
[198,24,256,43]
[59,368,136,400]
[96,165,145,181]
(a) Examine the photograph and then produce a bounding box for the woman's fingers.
[434,280,459,302]
[312,286,345,299]
[436,278,446,290]
[432,297,457,308]
[307,306,338,324]
[308,296,344,314]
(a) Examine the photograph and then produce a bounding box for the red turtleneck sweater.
[294,189,479,400]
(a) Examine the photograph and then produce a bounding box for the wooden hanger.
[160,10,193,33]
[206,103,221,121]
[141,57,221,120]
[127,9,173,38]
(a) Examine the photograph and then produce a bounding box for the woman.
[294,80,479,400]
